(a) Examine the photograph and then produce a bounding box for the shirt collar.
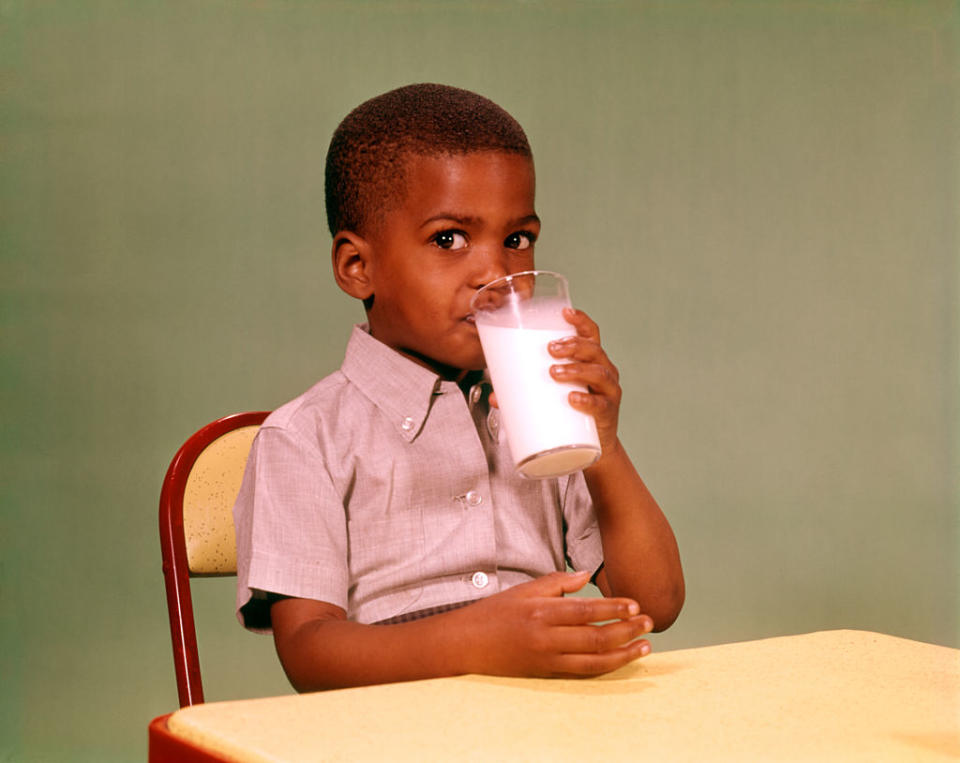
[340,324,468,442]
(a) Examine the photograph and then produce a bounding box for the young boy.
[233,83,684,692]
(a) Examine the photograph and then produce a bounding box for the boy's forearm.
[275,613,466,692]
[584,439,685,630]
[271,575,656,692]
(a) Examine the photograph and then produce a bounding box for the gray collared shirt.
[234,324,602,629]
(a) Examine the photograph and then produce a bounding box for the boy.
[234,84,684,691]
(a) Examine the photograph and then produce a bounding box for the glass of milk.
[470,270,602,479]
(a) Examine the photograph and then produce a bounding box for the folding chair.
[159,411,269,707]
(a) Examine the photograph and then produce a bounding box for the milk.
[476,319,601,479]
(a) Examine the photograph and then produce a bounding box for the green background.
[2,0,957,760]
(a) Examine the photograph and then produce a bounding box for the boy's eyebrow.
[420,213,541,229]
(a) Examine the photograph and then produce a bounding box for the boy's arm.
[550,309,685,631]
[271,571,653,692]
[584,440,684,630]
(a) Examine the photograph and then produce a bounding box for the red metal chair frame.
[159,411,269,708]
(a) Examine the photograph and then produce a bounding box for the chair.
[159,411,270,707]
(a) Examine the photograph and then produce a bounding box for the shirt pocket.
[346,509,425,619]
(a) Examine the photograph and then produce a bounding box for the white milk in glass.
[475,296,601,479]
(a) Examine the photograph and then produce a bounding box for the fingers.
[562,307,601,342]
[555,307,601,356]
[553,615,652,654]
[529,595,645,626]
[505,570,593,598]
[517,598,654,678]
[504,573,645,621]
[502,573,649,628]
[548,310,621,447]
[548,311,620,395]
[550,360,620,398]
[551,637,652,677]
[549,618,652,656]
[548,334,610,369]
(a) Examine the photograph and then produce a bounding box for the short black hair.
[324,83,532,236]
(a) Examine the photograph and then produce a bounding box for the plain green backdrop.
[2,0,957,760]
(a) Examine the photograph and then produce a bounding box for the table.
[149,630,960,762]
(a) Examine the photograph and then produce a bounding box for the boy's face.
[361,151,539,378]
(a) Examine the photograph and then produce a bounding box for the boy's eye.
[432,230,468,250]
[505,231,536,250]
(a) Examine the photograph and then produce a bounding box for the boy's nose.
[470,248,510,287]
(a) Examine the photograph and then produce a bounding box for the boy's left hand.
[547,307,621,455]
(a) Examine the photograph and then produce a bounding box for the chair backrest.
[159,411,269,707]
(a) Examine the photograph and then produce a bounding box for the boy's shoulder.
[257,324,439,448]
[261,369,353,435]
[262,324,388,436]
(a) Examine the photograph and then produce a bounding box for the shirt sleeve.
[560,470,604,576]
[233,423,349,633]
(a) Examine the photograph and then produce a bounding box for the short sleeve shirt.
[233,325,603,630]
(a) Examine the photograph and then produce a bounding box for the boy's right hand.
[452,570,653,678]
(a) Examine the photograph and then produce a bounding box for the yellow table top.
[167,630,960,762]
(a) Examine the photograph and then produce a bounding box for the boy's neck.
[455,369,484,396]
[388,344,480,389]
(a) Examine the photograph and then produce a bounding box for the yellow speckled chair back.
[182,424,259,574]
[159,411,270,707]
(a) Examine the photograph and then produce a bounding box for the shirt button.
[469,384,483,406]
[486,409,500,440]
[400,416,415,432]
[464,490,482,507]
[471,571,489,589]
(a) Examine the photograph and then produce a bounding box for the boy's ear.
[331,231,375,301]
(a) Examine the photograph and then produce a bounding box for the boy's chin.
[442,341,486,373]
[441,355,486,376]
[457,349,487,372]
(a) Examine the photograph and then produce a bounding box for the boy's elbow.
[277,646,328,693]
[278,647,348,693]
[650,581,685,632]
